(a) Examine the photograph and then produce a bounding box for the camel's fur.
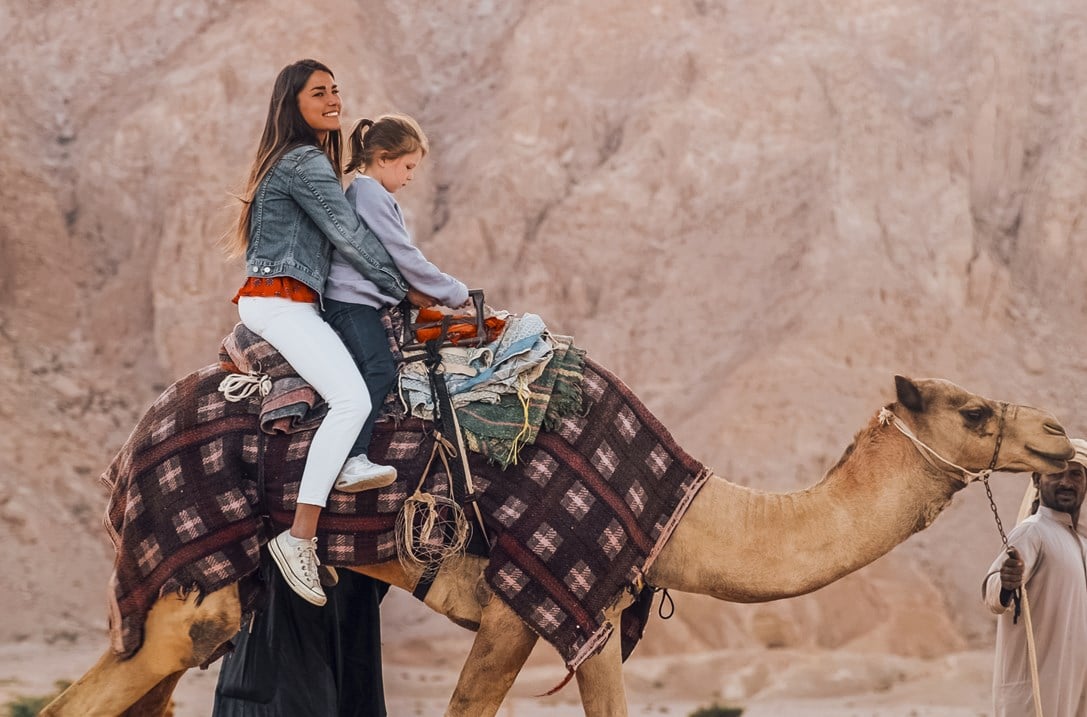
[42,376,1073,716]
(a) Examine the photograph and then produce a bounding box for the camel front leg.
[444,581,538,717]
[40,647,173,717]
[574,625,628,717]
[118,670,184,717]
[574,592,633,717]
[42,584,241,717]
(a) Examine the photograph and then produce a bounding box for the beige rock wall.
[3,0,1087,665]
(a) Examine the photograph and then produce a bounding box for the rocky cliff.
[3,0,1087,672]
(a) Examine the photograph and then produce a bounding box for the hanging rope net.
[395,489,469,579]
[395,436,470,579]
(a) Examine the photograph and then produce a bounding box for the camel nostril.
[1044,421,1067,436]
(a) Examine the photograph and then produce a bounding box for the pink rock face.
[3,0,1087,710]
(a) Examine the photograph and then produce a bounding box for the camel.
[42,374,1073,716]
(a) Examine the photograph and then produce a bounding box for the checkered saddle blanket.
[103,357,709,670]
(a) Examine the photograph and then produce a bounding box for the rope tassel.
[218,371,272,402]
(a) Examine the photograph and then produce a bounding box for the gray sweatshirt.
[324,175,468,309]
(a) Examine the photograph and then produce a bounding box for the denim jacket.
[244,144,407,300]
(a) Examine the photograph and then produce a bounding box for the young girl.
[322,114,470,475]
[229,60,409,607]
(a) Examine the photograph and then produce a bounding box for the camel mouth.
[1027,445,1075,470]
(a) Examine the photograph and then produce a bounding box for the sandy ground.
[0,637,996,716]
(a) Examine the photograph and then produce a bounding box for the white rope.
[1013,484,1045,714]
[217,371,272,402]
[877,408,993,484]
[1022,586,1044,716]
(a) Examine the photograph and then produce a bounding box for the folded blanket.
[218,324,326,435]
[398,313,555,415]
[218,323,295,378]
[457,335,586,467]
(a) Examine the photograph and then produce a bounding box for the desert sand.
[0,634,998,717]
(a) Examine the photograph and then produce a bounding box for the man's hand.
[998,547,1024,607]
[407,288,437,308]
[1000,547,1025,591]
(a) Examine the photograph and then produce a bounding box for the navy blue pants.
[321,299,398,457]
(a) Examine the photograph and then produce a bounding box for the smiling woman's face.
[1037,464,1087,515]
[296,70,341,140]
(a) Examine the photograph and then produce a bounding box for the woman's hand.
[407,288,437,308]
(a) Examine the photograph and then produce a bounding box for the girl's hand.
[407,288,437,308]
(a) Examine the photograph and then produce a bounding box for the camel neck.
[646,414,961,602]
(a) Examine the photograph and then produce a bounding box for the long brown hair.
[226,59,344,258]
[344,114,428,176]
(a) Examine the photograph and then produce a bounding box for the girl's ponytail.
[344,118,375,175]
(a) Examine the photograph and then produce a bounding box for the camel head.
[893,375,1073,476]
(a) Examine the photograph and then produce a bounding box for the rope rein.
[876,402,1006,484]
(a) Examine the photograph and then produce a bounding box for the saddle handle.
[399,288,488,357]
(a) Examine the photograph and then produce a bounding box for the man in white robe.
[983,437,1087,717]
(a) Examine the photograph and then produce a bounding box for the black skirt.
[213,554,388,717]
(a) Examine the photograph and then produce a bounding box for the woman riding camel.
[228,58,407,607]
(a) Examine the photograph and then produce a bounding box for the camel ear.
[895,375,924,412]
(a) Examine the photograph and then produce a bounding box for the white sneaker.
[335,454,397,493]
[267,530,326,606]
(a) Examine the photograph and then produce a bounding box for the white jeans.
[238,297,370,507]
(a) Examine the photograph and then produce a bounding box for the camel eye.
[961,408,987,423]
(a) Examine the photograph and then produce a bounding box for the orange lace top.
[232,276,319,305]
